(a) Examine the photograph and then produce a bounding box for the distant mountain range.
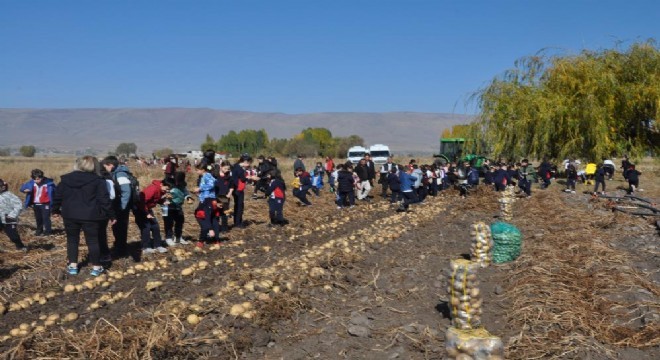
[0,108,473,155]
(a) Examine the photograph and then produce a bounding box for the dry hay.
[5,310,193,360]
[501,190,659,359]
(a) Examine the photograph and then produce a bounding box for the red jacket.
[139,180,165,212]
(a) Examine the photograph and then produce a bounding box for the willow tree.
[469,40,659,161]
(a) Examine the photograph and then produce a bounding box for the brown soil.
[0,175,658,359]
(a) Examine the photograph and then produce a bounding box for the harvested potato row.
[447,259,482,330]
[469,222,493,268]
[445,326,504,360]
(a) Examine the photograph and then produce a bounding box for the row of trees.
[200,128,365,159]
[0,146,37,157]
[468,40,659,161]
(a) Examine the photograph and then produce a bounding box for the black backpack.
[113,171,141,205]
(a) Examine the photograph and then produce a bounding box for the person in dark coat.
[593,163,606,195]
[336,164,356,208]
[293,167,313,206]
[293,155,305,177]
[52,156,115,276]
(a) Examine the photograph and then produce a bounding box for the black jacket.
[366,160,376,180]
[355,165,369,182]
[52,171,115,221]
[337,171,355,193]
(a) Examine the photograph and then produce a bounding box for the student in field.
[293,167,313,206]
[537,157,553,189]
[625,164,642,194]
[265,169,288,226]
[397,165,418,212]
[231,155,256,228]
[593,163,607,195]
[52,156,115,276]
[164,171,192,246]
[293,155,306,177]
[387,167,401,203]
[518,159,533,197]
[164,155,179,182]
[101,156,134,257]
[194,164,218,247]
[311,162,324,196]
[20,169,56,236]
[336,163,356,209]
[214,161,233,236]
[0,179,28,252]
[98,163,116,262]
[136,178,173,254]
[324,156,335,184]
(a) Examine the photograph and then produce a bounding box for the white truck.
[347,146,368,164]
[368,144,391,165]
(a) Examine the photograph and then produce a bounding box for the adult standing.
[365,154,376,188]
[52,156,115,276]
[102,156,133,257]
[355,158,371,201]
[379,157,396,198]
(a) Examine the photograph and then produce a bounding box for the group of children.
[0,152,647,263]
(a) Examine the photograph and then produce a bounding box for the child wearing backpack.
[164,171,192,246]
[0,179,28,252]
[265,169,288,226]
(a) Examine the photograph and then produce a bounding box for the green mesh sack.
[490,221,522,263]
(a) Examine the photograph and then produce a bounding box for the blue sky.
[0,0,657,114]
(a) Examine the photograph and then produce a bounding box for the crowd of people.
[0,150,645,277]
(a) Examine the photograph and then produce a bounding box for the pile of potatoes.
[469,222,493,268]
[447,259,482,330]
[445,326,504,360]
[498,187,516,221]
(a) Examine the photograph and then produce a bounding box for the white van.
[368,144,391,165]
[347,146,368,164]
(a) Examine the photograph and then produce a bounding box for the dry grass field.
[0,155,658,359]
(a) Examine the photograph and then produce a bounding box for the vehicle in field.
[368,144,391,165]
[347,146,368,164]
[434,138,487,168]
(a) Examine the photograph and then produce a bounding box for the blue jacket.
[112,165,133,210]
[467,168,480,185]
[20,177,56,208]
[198,173,216,202]
[399,172,417,192]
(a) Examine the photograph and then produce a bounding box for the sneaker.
[67,265,79,275]
[165,238,177,247]
[100,254,112,262]
[337,206,342,209]
[571,190,576,194]
[90,267,105,277]
[195,241,204,248]
[155,246,168,253]
[142,248,156,254]
[178,238,191,245]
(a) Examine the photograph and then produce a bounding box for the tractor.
[433,138,488,169]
